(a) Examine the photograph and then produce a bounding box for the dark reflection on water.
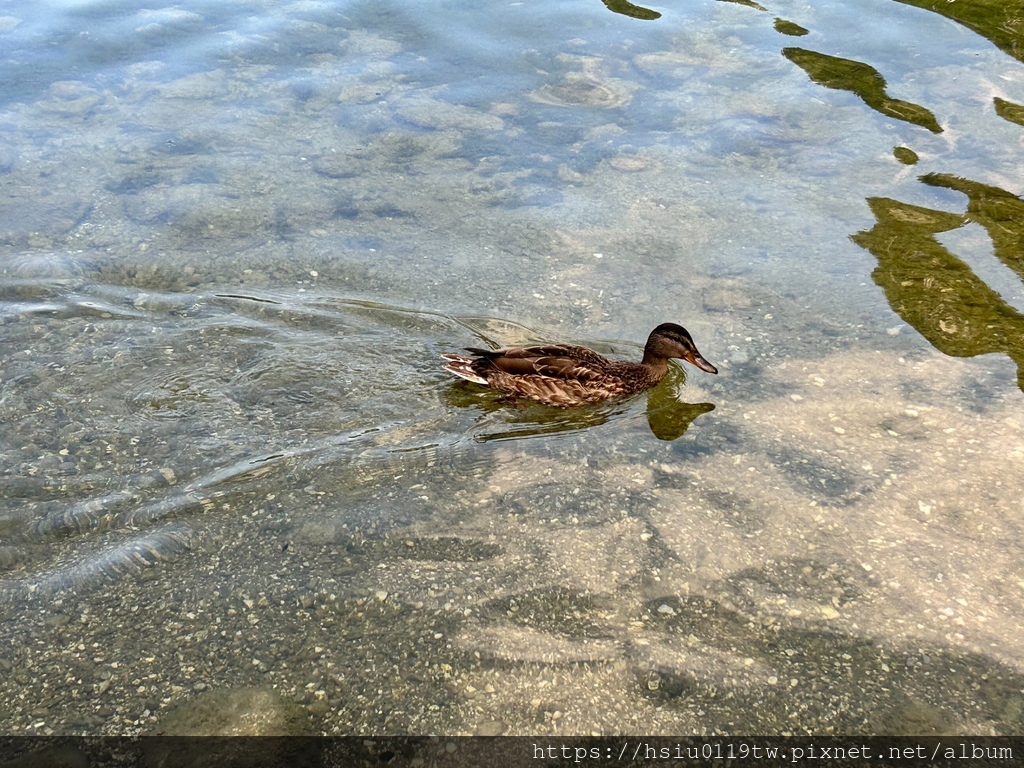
[995,96,1024,127]
[783,48,942,134]
[715,0,1024,65]
[645,373,717,441]
[893,146,919,165]
[923,174,1024,286]
[774,18,809,37]
[895,0,1024,64]
[719,0,768,11]
[759,0,1024,392]
[853,175,1024,390]
[600,0,661,22]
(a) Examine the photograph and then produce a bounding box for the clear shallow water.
[1,0,1024,737]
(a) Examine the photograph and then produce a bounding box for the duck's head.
[644,323,718,374]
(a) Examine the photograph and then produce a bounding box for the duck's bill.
[687,353,718,374]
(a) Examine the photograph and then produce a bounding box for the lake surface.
[1,0,1024,737]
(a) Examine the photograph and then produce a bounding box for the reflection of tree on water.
[600,0,661,21]
[717,0,768,10]
[995,97,1024,127]
[853,174,1024,391]
[783,48,942,134]
[775,0,1024,135]
[445,365,714,442]
[922,174,1024,286]
[765,0,1024,391]
[894,0,1024,65]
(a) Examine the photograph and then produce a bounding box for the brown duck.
[442,322,717,407]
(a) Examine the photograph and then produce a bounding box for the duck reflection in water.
[442,323,717,441]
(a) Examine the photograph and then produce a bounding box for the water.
[1,0,1023,737]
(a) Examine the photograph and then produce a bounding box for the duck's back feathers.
[459,344,610,380]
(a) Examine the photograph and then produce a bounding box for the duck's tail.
[441,353,489,385]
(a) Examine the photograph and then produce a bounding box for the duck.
[442,322,717,407]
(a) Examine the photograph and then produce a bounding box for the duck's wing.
[465,344,580,358]
[466,345,608,380]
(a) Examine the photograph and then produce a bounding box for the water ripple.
[1,523,196,603]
